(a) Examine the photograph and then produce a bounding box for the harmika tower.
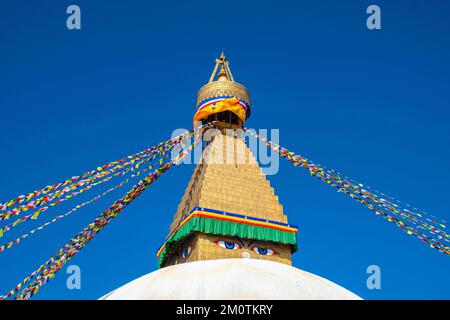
[156,53,298,267]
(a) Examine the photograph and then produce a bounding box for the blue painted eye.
[182,246,192,258]
[257,247,268,255]
[252,247,275,256]
[225,242,236,249]
[216,240,241,250]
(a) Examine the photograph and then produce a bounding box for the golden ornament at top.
[196,53,251,118]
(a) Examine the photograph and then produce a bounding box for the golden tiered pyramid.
[157,53,297,268]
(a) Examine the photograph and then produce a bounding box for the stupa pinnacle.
[194,53,251,129]
[157,53,297,268]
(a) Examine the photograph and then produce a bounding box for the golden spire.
[208,52,235,83]
[217,66,228,82]
[157,54,296,268]
[196,53,251,116]
[162,134,293,267]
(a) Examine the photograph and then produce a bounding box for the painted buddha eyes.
[215,239,276,256]
[216,240,241,250]
[182,246,192,258]
[252,246,275,256]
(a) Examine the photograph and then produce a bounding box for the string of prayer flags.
[0,135,181,235]
[0,130,195,216]
[245,128,449,256]
[0,123,211,300]
[282,147,448,228]
[0,159,160,254]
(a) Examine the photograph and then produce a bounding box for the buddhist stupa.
[101,53,361,300]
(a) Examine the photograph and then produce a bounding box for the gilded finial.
[208,52,235,83]
[197,53,251,119]
[217,66,228,82]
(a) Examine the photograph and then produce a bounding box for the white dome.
[101,259,361,300]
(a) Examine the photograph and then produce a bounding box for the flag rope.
[244,128,449,255]
[0,130,195,220]
[0,131,196,237]
[0,123,211,300]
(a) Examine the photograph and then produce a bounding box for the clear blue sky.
[1,0,449,299]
